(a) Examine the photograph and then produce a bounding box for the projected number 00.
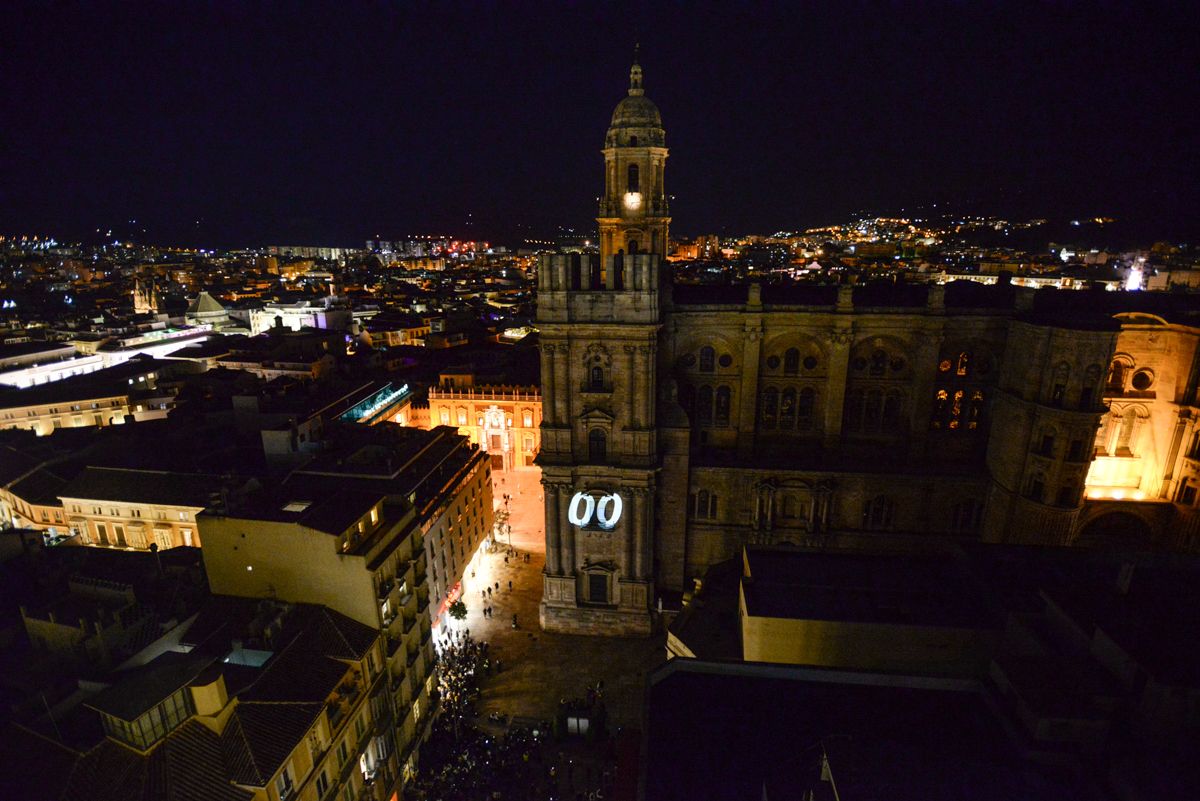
[567,492,623,530]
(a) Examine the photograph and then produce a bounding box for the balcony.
[326,675,365,731]
[416,594,429,614]
[406,647,418,668]
[402,614,416,635]
[376,578,395,600]
[386,636,403,659]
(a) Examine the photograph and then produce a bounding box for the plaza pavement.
[440,467,666,732]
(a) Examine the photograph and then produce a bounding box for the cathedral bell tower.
[535,53,668,636]
[598,51,670,263]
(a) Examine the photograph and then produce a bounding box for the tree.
[448,599,467,621]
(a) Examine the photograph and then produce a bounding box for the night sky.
[3,1,1198,247]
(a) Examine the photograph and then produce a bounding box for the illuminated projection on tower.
[567,491,624,530]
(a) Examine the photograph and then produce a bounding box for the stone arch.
[848,335,913,378]
[761,333,828,375]
[1074,510,1155,549]
[673,330,745,372]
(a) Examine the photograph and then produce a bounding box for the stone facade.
[536,58,1200,636]
[427,386,542,471]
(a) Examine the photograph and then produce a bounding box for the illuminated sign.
[568,491,623,530]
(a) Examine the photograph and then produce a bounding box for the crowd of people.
[410,632,555,799]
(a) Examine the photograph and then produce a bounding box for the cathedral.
[536,56,1200,635]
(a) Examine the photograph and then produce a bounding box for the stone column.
[639,345,656,427]
[636,486,653,579]
[544,482,562,574]
[554,346,570,425]
[542,344,557,426]
[633,491,643,577]
[1161,411,1191,499]
[906,325,943,459]
[624,345,637,429]
[822,328,853,448]
[560,485,576,576]
[625,488,638,578]
[738,323,763,458]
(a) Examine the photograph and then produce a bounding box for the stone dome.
[610,93,662,130]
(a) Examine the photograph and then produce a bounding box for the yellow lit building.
[58,466,232,550]
[16,598,401,801]
[427,385,541,471]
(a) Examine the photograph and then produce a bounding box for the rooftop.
[741,547,996,629]
[59,466,228,508]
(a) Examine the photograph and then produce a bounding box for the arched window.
[863,495,895,530]
[589,365,605,391]
[1026,472,1046,502]
[1038,428,1057,457]
[784,348,800,375]
[797,387,815,431]
[882,391,903,429]
[1107,360,1128,392]
[781,495,797,519]
[699,346,715,373]
[629,135,638,147]
[967,390,984,429]
[780,388,796,429]
[715,386,731,426]
[588,429,606,463]
[950,499,981,533]
[843,388,864,432]
[440,408,450,425]
[1081,364,1102,409]
[761,387,778,428]
[627,163,639,192]
[932,389,949,428]
[522,410,533,427]
[679,383,696,417]
[457,408,467,426]
[692,490,717,519]
[696,386,714,424]
[1056,482,1078,508]
[869,349,889,376]
[1050,363,1069,407]
[956,351,970,376]
[864,389,883,432]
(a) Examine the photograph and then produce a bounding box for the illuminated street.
[440,467,663,730]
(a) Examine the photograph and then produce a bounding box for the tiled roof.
[88,651,219,720]
[221,702,324,786]
[59,466,226,507]
[9,465,71,505]
[40,720,255,801]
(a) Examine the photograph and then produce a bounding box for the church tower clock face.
[598,51,669,263]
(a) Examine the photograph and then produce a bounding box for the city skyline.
[3,2,1198,246]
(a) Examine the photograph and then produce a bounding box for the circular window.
[803,356,818,370]
[938,359,952,372]
[718,354,733,368]
[890,357,907,372]
[1131,370,1153,391]
[766,355,780,369]
[851,357,868,371]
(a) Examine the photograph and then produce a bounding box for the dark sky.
[3,1,1198,247]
